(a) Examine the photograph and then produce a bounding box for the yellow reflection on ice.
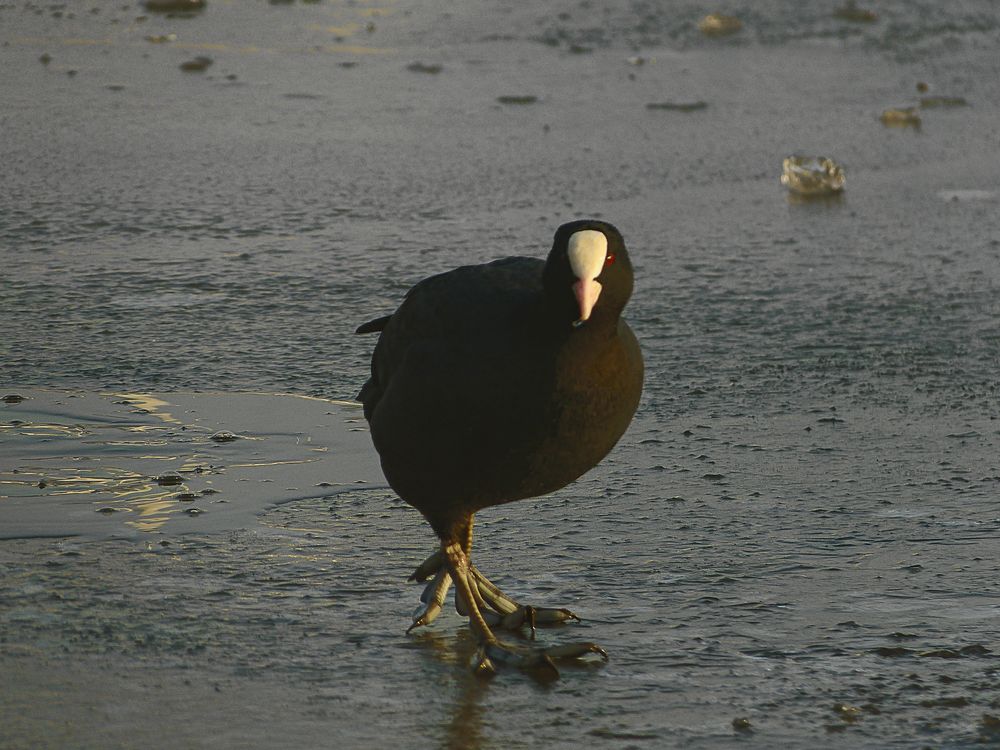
[116,393,181,424]
[0,458,192,531]
[2,422,87,439]
[126,491,185,532]
[229,458,319,469]
[47,473,123,496]
[124,424,173,434]
[277,394,360,407]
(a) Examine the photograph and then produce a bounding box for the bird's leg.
[406,522,607,676]
[437,538,607,679]
[441,540,551,678]
[407,525,580,634]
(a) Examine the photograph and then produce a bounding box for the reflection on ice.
[0,390,385,538]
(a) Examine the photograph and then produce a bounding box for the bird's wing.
[356,258,543,420]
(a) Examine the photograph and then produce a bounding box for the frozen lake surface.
[2,0,1000,747]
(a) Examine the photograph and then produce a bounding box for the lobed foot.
[471,565,579,637]
[407,542,607,678]
[407,549,581,637]
[473,640,608,681]
[407,566,452,633]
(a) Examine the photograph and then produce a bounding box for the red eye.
[605,253,616,267]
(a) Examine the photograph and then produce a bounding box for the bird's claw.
[471,646,497,677]
[406,602,441,634]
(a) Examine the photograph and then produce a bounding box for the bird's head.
[543,219,633,328]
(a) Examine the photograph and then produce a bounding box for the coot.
[356,219,643,677]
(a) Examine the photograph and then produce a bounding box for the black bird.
[356,219,643,677]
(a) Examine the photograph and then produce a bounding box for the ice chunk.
[780,156,845,197]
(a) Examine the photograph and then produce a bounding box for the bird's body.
[359,255,642,538]
[357,219,642,677]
